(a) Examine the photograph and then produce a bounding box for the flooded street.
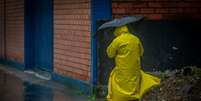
[0,65,93,101]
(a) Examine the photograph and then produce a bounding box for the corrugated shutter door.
[0,0,4,59]
[54,0,91,81]
[5,0,24,63]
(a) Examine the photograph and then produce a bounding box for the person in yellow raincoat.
[106,25,160,101]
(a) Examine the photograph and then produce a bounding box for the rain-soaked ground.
[0,64,99,101]
[1,64,201,101]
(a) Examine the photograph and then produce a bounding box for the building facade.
[0,0,201,94]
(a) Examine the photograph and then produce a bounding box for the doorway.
[25,0,53,72]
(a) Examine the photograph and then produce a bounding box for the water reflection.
[0,70,24,101]
[0,69,90,101]
[24,83,53,101]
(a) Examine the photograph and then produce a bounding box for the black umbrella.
[98,16,144,30]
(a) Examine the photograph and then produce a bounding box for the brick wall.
[0,0,4,59]
[112,0,201,19]
[5,0,24,63]
[54,0,91,81]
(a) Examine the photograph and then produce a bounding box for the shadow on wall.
[132,19,201,71]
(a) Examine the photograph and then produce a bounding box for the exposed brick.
[168,8,183,14]
[6,51,24,63]
[54,39,90,49]
[54,51,90,62]
[113,8,126,14]
[117,3,133,9]
[112,3,118,8]
[148,2,163,8]
[155,8,169,13]
[147,14,163,19]
[54,9,90,15]
[54,63,89,74]
[128,8,141,14]
[183,8,200,14]
[55,65,89,81]
[131,2,148,8]
[5,0,24,63]
[54,30,91,37]
[54,20,90,26]
[140,8,155,14]
[54,24,90,31]
[54,3,90,9]
[162,2,180,8]
[55,34,90,43]
[54,0,91,81]
[54,50,91,64]
[178,2,201,8]
[162,14,179,19]
[54,15,90,20]
[112,0,201,19]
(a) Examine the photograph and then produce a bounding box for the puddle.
[0,69,91,101]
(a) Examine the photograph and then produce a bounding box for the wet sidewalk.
[0,64,98,101]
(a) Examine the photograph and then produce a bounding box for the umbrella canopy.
[98,16,144,30]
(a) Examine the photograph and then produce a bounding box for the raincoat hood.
[113,25,130,37]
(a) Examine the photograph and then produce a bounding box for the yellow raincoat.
[106,26,160,101]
